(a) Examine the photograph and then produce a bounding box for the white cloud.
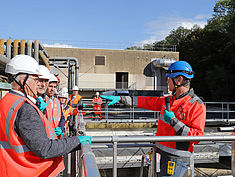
[42,43,76,48]
[137,14,210,47]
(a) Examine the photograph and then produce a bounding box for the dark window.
[95,56,105,65]
[116,72,128,89]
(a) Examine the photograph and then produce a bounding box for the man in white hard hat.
[45,74,65,138]
[68,85,82,108]
[36,65,51,113]
[58,88,74,134]
[0,55,92,177]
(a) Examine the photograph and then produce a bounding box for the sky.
[0,0,217,49]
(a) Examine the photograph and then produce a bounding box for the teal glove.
[100,95,120,106]
[54,127,62,136]
[36,97,47,112]
[78,136,92,145]
[82,103,86,108]
[164,110,175,123]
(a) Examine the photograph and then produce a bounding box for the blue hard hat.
[166,61,194,79]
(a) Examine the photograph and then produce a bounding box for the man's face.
[72,90,78,96]
[59,97,67,104]
[21,75,39,97]
[46,82,57,98]
[36,78,49,96]
[167,77,175,92]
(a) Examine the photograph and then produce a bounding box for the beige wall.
[45,47,179,92]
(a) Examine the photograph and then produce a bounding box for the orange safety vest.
[69,94,82,107]
[0,93,64,177]
[62,104,74,132]
[45,96,62,128]
[92,97,102,111]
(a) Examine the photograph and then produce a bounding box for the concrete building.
[45,47,179,96]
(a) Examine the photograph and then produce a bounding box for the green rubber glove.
[78,136,92,145]
[164,110,175,123]
[36,97,47,112]
[54,127,62,136]
[82,103,86,108]
[100,95,120,106]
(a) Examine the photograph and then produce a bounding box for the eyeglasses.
[29,76,39,82]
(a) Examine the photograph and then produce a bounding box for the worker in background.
[58,88,74,134]
[92,92,102,119]
[45,74,65,138]
[68,85,82,108]
[101,61,206,177]
[0,55,92,177]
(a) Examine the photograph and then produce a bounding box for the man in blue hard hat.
[101,61,206,177]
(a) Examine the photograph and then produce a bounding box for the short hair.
[175,75,191,88]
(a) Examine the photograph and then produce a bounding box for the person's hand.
[82,103,86,108]
[100,95,120,106]
[36,97,47,112]
[54,127,62,136]
[164,110,175,123]
[78,136,92,145]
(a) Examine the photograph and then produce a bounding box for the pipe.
[6,38,12,59]
[0,39,5,55]
[27,40,32,56]
[49,57,79,88]
[39,51,50,69]
[34,40,39,62]
[91,135,235,143]
[13,39,19,57]
[151,58,176,68]
[0,55,9,65]
[20,39,26,54]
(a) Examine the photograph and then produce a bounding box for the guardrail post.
[152,143,156,177]
[113,141,118,177]
[232,131,235,177]
[139,155,144,177]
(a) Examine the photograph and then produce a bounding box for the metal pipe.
[151,58,176,68]
[113,141,118,177]
[0,55,9,66]
[232,132,235,177]
[139,155,144,177]
[39,51,50,69]
[68,59,71,92]
[49,57,79,87]
[6,38,12,59]
[0,39,5,55]
[20,39,26,54]
[27,40,32,56]
[218,126,235,132]
[13,39,19,57]
[91,135,235,143]
[34,40,39,62]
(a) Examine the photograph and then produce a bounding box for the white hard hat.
[38,65,50,80]
[49,74,58,83]
[72,85,79,91]
[96,92,99,96]
[5,55,41,75]
[58,88,68,98]
[61,87,68,94]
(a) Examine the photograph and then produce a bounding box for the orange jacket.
[137,89,206,152]
[0,93,64,177]
[45,96,62,129]
[69,94,82,107]
[92,97,102,111]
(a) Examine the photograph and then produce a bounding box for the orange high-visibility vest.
[0,93,64,177]
[62,104,74,132]
[45,96,62,128]
[69,94,82,107]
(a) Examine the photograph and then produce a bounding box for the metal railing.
[82,101,235,125]
[91,135,235,177]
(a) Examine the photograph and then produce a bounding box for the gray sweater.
[12,91,80,159]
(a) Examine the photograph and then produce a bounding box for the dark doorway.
[116,72,128,89]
